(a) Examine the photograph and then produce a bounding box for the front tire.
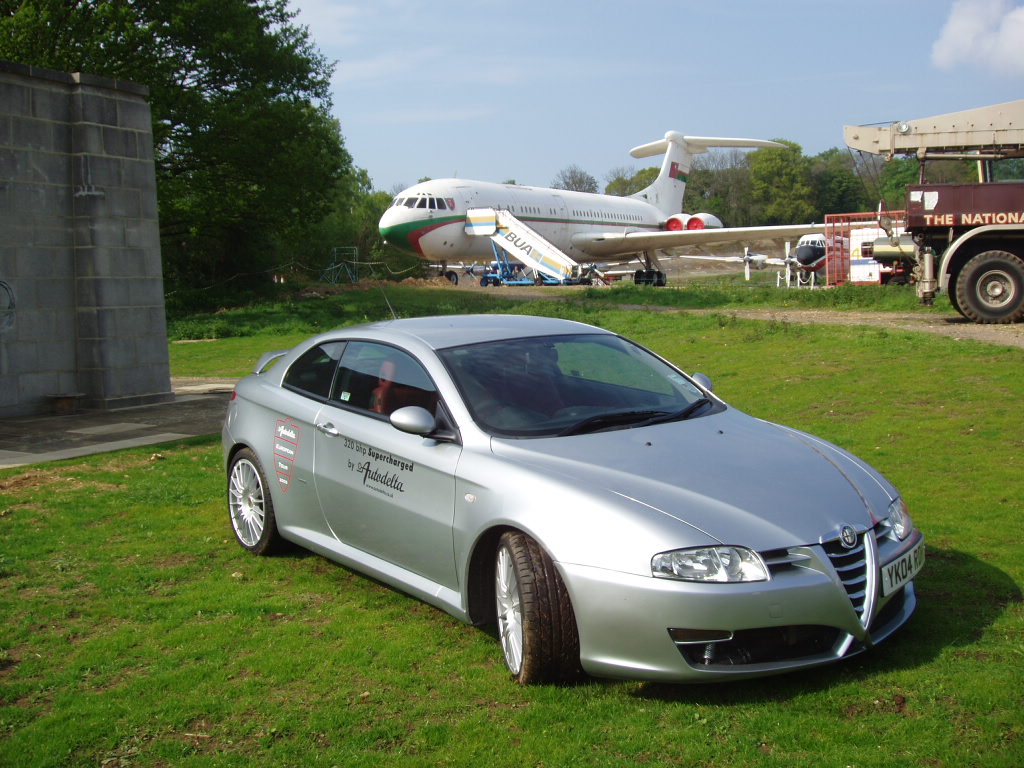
[227,448,281,555]
[954,250,1024,323]
[494,531,581,684]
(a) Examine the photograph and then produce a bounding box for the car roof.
[325,314,611,350]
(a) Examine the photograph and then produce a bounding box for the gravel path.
[652,307,1024,349]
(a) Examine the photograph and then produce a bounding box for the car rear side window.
[282,342,346,399]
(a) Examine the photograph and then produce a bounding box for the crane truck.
[844,100,1024,323]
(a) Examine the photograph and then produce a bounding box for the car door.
[312,341,461,589]
[267,340,348,536]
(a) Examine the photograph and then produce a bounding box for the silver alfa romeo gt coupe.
[221,314,924,684]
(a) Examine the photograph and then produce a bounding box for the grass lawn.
[2,285,1022,767]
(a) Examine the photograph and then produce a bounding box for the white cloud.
[932,0,1024,76]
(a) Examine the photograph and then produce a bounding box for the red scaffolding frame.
[824,211,907,286]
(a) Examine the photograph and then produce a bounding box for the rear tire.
[227,448,282,555]
[494,531,581,684]
[954,250,1024,323]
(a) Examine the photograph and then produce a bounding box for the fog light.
[667,628,733,644]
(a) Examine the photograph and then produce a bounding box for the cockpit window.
[392,196,450,211]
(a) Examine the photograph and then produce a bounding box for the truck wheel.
[954,250,1024,324]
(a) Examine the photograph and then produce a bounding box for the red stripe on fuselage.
[406,220,460,257]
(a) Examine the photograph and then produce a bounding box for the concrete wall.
[0,61,172,416]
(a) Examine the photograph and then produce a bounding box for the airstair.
[465,208,581,283]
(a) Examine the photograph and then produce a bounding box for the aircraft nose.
[378,206,410,249]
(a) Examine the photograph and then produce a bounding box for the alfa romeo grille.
[822,524,881,629]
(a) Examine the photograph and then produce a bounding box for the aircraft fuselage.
[378,179,663,262]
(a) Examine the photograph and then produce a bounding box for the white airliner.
[378,131,828,284]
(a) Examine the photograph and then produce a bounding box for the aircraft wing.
[570,223,827,258]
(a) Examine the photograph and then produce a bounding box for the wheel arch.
[224,441,253,474]
[465,524,519,626]
[938,225,1024,292]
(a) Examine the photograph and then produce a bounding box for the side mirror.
[690,372,713,392]
[390,406,436,436]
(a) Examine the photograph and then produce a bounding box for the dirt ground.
[408,260,1024,350]
[671,306,1024,349]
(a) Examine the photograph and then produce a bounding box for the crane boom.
[843,99,1024,160]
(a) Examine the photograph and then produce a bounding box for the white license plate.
[881,540,925,596]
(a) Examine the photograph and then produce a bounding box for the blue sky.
[293,0,1024,194]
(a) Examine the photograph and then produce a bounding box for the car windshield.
[437,333,712,437]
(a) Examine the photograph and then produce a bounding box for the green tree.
[0,0,350,291]
[604,166,658,196]
[992,157,1024,181]
[809,147,870,218]
[877,156,920,211]
[683,149,754,225]
[283,168,416,281]
[748,140,816,224]
[866,155,980,212]
[552,164,598,193]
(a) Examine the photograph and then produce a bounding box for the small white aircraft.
[378,131,829,284]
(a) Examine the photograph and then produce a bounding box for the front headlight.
[887,497,913,540]
[652,546,768,583]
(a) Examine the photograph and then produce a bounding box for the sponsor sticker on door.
[273,418,300,492]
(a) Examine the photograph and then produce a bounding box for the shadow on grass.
[632,545,1020,703]
[247,535,1018,701]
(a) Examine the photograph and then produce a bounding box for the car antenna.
[373,270,399,320]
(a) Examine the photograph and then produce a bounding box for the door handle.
[315,421,340,437]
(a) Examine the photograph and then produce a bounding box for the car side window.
[282,342,346,399]
[331,342,439,417]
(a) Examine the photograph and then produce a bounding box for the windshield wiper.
[644,397,712,426]
[558,409,668,437]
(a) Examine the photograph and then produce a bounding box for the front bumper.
[561,529,922,682]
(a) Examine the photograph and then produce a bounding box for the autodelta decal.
[342,436,414,499]
[273,418,300,492]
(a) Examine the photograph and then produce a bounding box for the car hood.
[490,407,895,551]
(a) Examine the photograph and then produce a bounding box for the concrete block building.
[0,61,173,417]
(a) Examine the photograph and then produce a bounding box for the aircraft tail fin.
[628,133,781,218]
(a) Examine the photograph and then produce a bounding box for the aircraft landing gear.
[633,269,666,286]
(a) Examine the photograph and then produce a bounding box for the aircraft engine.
[663,213,724,231]
[747,253,769,270]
